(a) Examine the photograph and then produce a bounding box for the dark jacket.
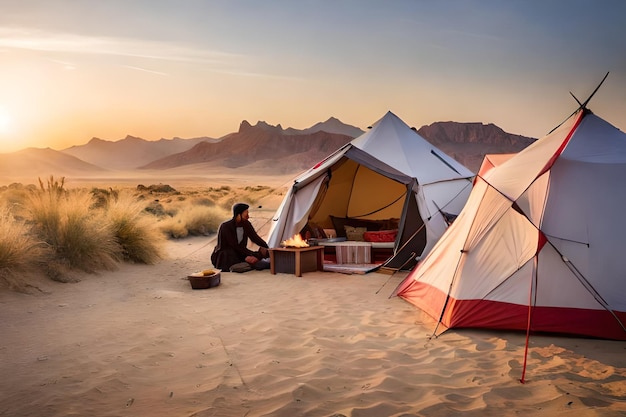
[211,217,269,270]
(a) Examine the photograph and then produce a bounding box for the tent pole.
[373,252,415,296]
[520,255,538,384]
[548,72,608,134]
[520,309,532,384]
[381,222,426,271]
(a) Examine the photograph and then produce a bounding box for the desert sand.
[1,175,626,417]
[2,238,626,417]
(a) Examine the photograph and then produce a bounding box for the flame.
[281,234,309,248]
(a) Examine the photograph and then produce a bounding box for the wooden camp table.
[269,246,324,277]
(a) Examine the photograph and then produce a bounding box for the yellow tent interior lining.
[309,158,406,228]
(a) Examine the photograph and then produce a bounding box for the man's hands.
[246,248,268,265]
[245,255,258,264]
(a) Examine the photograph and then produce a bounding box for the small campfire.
[281,234,309,248]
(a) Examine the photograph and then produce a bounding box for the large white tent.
[395,107,626,341]
[267,111,474,270]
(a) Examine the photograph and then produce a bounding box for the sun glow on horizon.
[0,108,13,135]
[0,107,23,152]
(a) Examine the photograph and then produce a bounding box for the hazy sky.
[0,0,624,153]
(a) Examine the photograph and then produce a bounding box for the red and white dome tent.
[394,73,626,382]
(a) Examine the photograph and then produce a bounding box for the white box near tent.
[334,242,371,264]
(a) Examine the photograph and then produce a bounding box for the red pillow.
[363,229,398,243]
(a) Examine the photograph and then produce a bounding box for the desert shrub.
[144,199,169,217]
[90,187,119,209]
[158,217,189,239]
[215,186,276,212]
[208,186,231,192]
[205,186,232,202]
[149,184,177,193]
[244,185,271,192]
[103,190,166,264]
[190,196,215,207]
[159,204,228,238]
[0,183,35,220]
[181,205,227,235]
[0,207,47,289]
[221,196,254,211]
[26,178,120,274]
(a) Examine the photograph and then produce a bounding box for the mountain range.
[0,116,535,183]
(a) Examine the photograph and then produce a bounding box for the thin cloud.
[121,65,168,76]
[0,26,242,65]
[209,68,306,81]
[0,26,298,81]
[47,58,76,70]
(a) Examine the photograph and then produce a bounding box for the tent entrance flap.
[270,174,328,247]
[381,182,426,271]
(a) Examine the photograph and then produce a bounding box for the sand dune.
[1,235,625,417]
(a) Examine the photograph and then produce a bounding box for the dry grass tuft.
[0,206,47,289]
[104,190,166,264]
[159,204,229,238]
[27,181,120,276]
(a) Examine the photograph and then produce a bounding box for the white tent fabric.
[267,111,474,267]
[351,113,468,185]
[396,109,626,340]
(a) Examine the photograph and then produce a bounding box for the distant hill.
[0,148,108,181]
[417,121,536,172]
[0,117,538,183]
[61,135,214,170]
[283,117,365,137]
[141,120,355,172]
[142,119,535,174]
[59,117,363,171]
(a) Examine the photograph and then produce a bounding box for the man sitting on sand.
[211,203,270,272]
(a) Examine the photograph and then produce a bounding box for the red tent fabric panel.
[395,280,448,324]
[407,292,626,340]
